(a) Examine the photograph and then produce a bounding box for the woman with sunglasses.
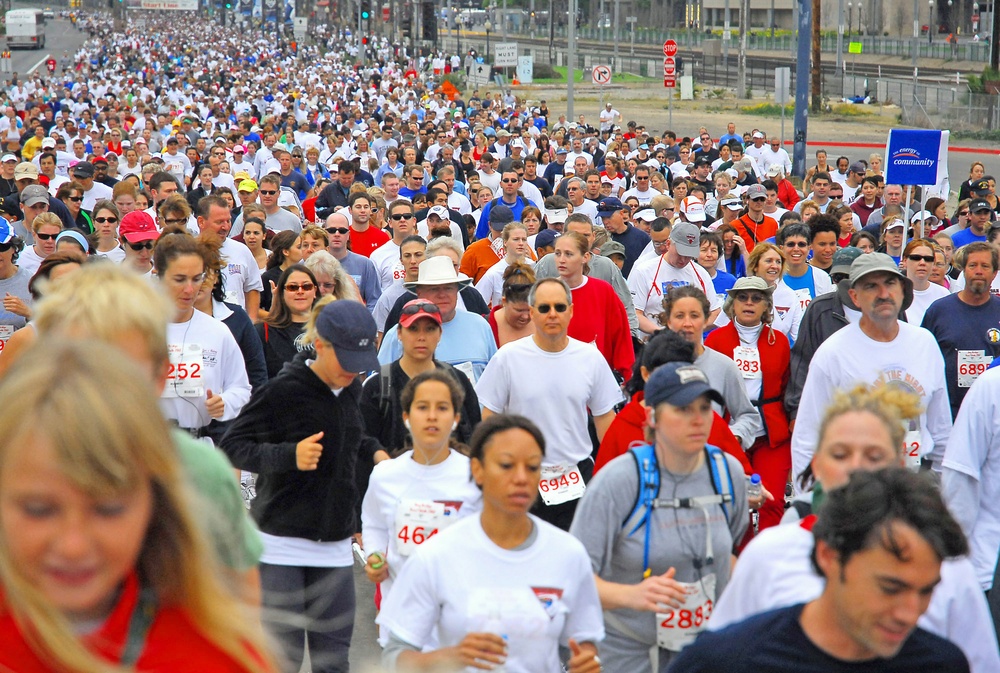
[361,369,483,616]
[116,210,159,274]
[17,212,63,278]
[91,199,124,263]
[705,276,789,534]
[154,233,252,437]
[257,264,321,380]
[378,414,604,673]
[903,238,950,327]
[259,230,303,314]
[709,383,1000,673]
[56,181,91,233]
[362,298,480,456]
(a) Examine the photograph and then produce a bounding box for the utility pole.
[724,0,731,66]
[613,0,619,70]
[568,0,576,120]
[737,0,748,97]
[836,0,844,70]
[811,0,821,112]
[793,0,811,178]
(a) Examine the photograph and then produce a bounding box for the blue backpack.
[625,443,736,577]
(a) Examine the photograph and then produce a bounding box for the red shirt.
[732,214,779,253]
[569,277,635,381]
[349,225,390,258]
[0,573,265,673]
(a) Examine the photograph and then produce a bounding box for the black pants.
[530,457,595,531]
[260,563,355,673]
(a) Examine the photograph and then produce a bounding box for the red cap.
[398,299,443,329]
[119,211,160,243]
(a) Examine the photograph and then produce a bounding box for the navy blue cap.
[597,197,628,218]
[314,300,379,373]
[489,204,515,230]
[535,229,558,248]
[645,362,724,409]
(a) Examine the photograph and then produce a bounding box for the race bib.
[793,287,812,311]
[453,360,477,384]
[904,430,922,470]
[656,574,717,652]
[957,350,992,388]
[538,464,585,506]
[490,236,506,259]
[733,346,762,380]
[0,324,14,353]
[394,499,448,557]
[163,343,204,398]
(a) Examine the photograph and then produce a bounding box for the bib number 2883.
[656,574,716,652]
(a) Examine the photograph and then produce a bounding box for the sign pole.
[904,184,913,247]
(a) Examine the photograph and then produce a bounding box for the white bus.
[5,9,46,49]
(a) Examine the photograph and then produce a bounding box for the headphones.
[404,419,411,430]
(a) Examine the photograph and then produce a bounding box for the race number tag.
[656,574,717,652]
[394,499,446,557]
[0,324,14,353]
[538,464,586,506]
[905,430,922,470]
[793,287,812,311]
[733,346,762,380]
[454,360,477,384]
[957,350,992,388]
[163,343,204,399]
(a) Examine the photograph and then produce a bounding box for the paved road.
[4,16,89,82]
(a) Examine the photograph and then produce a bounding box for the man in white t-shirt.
[197,195,263,320]
[599,103,620,132]
[627,221,720,335]
[475,277,622,531]
[160,136,192,189]
[370,199,417,289]
[791,253,951,492]
[72,161,114,212]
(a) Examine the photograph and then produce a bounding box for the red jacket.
[0,573,265,672]
[705,323,791,446]
[594,391,752,475]
[776,178,800,210]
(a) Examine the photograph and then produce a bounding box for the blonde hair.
[748,242,786,279]
[818,383,924,458]
[304,251,361,303]
[33,263,173,367]
[31,212,62,234]
[0,341,276,673]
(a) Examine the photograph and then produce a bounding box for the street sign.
[469,62,492,87]
[382,4,390,21]
[517,56,534,84]
[664,56,676,70]
[293,16,308,40]
[494,42,518,67]
[664,39,677,57]
[664,56,676,88]
[592,64,612,85]
[848,41,862,54]
[775,67,790,104]
[626,15,637,22]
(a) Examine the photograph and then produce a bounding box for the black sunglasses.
[535,303,569,314]
[95,216,118,223]
[126,240,155,251]
[259,189,278,196]
[35,232,59,241]
[390,213,414,221]
[908,254,935,263]
[402,302,442,315]
[326,227,350,235]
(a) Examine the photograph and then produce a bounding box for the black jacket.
[221,357,378,541]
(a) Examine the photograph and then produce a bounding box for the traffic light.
[421,1,436,41]
[361,0,370,20]
[401,11,412,38]
[225,0,232,8]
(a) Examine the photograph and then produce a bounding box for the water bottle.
[747,474,763,502]
[484,609,508,672]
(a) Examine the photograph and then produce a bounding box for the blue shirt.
[476,196,531,240]
[711,269,737,295]
[952,227,987,249]
[337,252,382,312]
[378,310,497,381]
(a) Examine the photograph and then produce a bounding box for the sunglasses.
[501,178,519,184]
[126,240,154,251]
[259,189,278,196]
[163,217,188,226]
[390,213,414,221]
[750,197,766,202]
[326,227,350,235]
[95,216,118,224]
[734,292,766,303]
[35,232,59,241]
[67,196,83,202]
[0,241,11,252]
[784,241,809,248]
[285,282,315,293]
[908,254,935,263]
[535,302,569,314]
[959,211,970,217]
[402,302,442,316]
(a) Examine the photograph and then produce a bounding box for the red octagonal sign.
[664,39,678,57]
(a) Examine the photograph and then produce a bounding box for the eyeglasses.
[285,282,315,293]
[259,189,278,196]
[959,211,970,217]
[67,196,83,202]
[95,216,118,223]
[734,292,766,304]
[784,241,809,248]
[402,302,442,316]
[390,213,414,221]
[163,217,188,226]
[326,227,350,235]
[35,232,59,241]
[126,240,154,251]
[501,178,519,184]
[535,302,569,314]
[908,254,935,263]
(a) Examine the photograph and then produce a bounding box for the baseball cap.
[314,300,379,373]
[555,148,568,155]
[534,229,559,248]
[752,131,765,139]
[849,252,912,289]
[13,163,38,181]
[670,221,702,256]
[238,179,259,192]
[20,184,48,207]
[72,162,95,178]
[634,208,659,223]
[721,195,743,210]
[488,204,514,230]
[680,196,706,224]
[733,158,754,174]
[0,217,15,244]
[0,154,16,163]
[398,298,443,329]
[849,161,867,174]
[971,179,992,194]
[232,144,246,154]
[119,211,160,244]
[427,205,450,219]
[884,219,906,231]
[545,208,569,225]
[597,197,628,218]
[745,184,767,200]
[693,156,712,167]
[765,164,784,178]
[41,138,56,149]
[970,198,992,213]
[600,240,626,259]
[830,246,864,276]
[645,362,724,409]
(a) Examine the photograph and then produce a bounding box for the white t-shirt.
[17,245,45,278]
[476,337,623,465]
[907,283,951,328]
[627,255,720,321]
[417,219,465,245]
[369,239,403,289]
[475,257,534,307]
[376,514,606,671]
[81,181,114,212]
[220,238,265,310]
[709,519,1000,673]
[791,321,951,492]
[360,450,482,602]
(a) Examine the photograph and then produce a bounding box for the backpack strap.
[378,362,393,418]
[625,444,660,578]
[704,444,735,525]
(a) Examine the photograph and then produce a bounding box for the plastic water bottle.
[484,609,508,672]
[747,474,763,502]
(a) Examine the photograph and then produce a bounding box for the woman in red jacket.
[705,276,791,532]
[594,328,751,475]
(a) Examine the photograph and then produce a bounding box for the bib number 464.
[397,525,437,546]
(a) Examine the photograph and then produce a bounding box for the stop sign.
[664,39,677,57]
